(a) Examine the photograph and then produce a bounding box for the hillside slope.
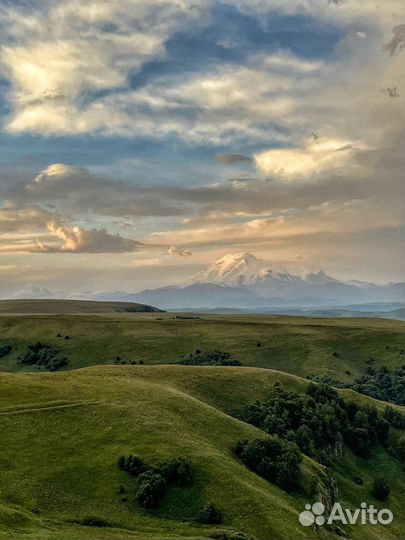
[0,314,402,383]
[0,366,403,540]
[0,300,163,315]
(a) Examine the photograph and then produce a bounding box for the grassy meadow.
[0,311,402,383]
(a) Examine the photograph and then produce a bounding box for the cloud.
[226,0,400,27]
[168,246,192,257]
[11,163,183,218]
[383,24,405,56]
[0,0,207,136]
[0,204,55,232]
[216,154,252,165]
[254,138,363,180]
[0,0,402,147]
[35,221,143,253]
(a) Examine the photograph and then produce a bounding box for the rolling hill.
[0,312,402,384]
[0,365,403,540]
[0,300,163,315]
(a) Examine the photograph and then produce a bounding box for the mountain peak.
[305,270,339,284]
[189,252,273,286]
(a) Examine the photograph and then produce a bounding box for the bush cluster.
[158,456,194,486]
[180,350,241,366]
[234,437,302,491]
[351,366,405,405]
[242,383,391,463]
[137,470,167,508]
[117,455,194,508]
[310,365,405,406]
[383,406,405,429]
[22,342,69,371]
[0,344,12,359]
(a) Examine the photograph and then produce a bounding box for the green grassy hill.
[0,313,402,383]
[0,300,163,315]
[0,365,403,540]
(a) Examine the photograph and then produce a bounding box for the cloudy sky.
[0,0,403,297]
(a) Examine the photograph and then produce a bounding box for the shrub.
[181,350,240,366]
[198,502,222,524]
[372,477,390,501]
[118,454,195,508]
[158,457,194,486]
[137,471,167,508]
[0,345,12,359]
[22,342,69,371]
[384,407,405,429]
[118,454,147,476]
[234,437,302,491]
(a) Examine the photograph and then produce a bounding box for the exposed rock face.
[319,473,339,514]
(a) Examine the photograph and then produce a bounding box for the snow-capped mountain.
[8,253,402,312]
[189,252,338,288]
[127,253,402,309]
[188,252,273,286]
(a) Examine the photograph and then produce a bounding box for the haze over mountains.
[129,252,402,311]
[9,253,403,316]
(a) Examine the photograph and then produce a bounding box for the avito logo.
[299,501,393,527]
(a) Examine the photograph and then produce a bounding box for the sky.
[0,0,403,297]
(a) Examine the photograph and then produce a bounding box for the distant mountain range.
[8,252,403,316]
[123,253,403,310]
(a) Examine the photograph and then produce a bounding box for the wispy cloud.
[0,0,208,136]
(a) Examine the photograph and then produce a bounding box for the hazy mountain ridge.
[130,253,403,309]
[7,253,403,312]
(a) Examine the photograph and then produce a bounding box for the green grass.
[0,313,402,382]
[0,365,403,540]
